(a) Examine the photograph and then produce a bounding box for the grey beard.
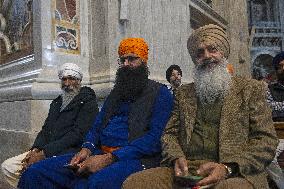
[60,87,80,111]
[194,59,232,105]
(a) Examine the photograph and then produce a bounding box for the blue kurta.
[18,86,173,189]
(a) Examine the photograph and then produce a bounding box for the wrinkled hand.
[77,153,115,175]
[196,162,227,186]
[21,149,45,172]
[174,157,189,176]
[70,148,91,166]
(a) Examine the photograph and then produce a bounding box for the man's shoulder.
[232,76,266,93]
[233,76,264,86]
[78,86,96,98]
[175,83,195,95]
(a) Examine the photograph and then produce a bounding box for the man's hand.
[21,149,45,172]
[196,162,227,186]
[77,153,115,174]
[70,148,91,166]
[174,157,189,176]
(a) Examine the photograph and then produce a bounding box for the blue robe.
[18,86,173,189]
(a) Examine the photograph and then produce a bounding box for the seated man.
[123,24,278,189]
[166,65,183,95]
[17,38,173,189]
[1,63,99,188]
[267,51,284,122]
[266,52,284,188]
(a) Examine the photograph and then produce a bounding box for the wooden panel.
[274,122,284,139]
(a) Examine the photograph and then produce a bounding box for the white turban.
[58,63,83,80]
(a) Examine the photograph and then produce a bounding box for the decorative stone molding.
[189,0,227,29]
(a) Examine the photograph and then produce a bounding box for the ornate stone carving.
[0,0,33,64]
[52,0,80,54]
[0,13,12,55]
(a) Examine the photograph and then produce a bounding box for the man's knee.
[1,159,9,174]
[1,157,16,174]
[123,167,174,189]
[214,178,254,189]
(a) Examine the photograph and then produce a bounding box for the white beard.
[194,59,232,105]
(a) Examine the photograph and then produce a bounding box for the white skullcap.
[58,63,83,80]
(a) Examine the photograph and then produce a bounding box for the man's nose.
[203,49,211,58]
[64,79,71,85]
[123,59,130,66]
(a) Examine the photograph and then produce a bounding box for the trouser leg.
[214,178,254,189]
[1,151,29,188]
[81,159,142,189]
[122,167,175,189]
[18,153,76,189]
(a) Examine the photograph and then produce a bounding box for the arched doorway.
[252,54,276,83]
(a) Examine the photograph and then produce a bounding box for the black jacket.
[32,86,99,157]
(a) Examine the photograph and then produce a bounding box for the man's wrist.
[222,163,239,178]
[222,164,232,178]
[109,153,119,162]
[31,148,40,152]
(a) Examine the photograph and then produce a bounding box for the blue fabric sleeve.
[81,102,107,155]
[112,86,173,160]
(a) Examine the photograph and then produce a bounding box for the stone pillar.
[212,0,251,77]
[279,0,284,50]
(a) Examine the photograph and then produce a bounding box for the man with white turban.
[1,63,99,188]
[122,24,278,189]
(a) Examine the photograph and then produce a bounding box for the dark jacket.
[32,86,99,157]
[268,82,284,121]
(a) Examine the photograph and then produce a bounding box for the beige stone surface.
[213,0,251,77]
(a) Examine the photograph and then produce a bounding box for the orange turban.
[118,38,149,63]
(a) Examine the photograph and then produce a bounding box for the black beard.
[101,65,149,128]
[113,64,149,101]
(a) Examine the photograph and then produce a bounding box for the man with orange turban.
[18,38,173,189]
[123,25,278,189]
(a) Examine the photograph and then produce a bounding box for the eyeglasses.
[117,56,140,66]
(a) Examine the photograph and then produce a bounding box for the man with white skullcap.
[123,24,278,189]
[1,63,99,188]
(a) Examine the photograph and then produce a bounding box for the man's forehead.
[61,75,77,79]
[197,42,216,49]
[172,69,180,74]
